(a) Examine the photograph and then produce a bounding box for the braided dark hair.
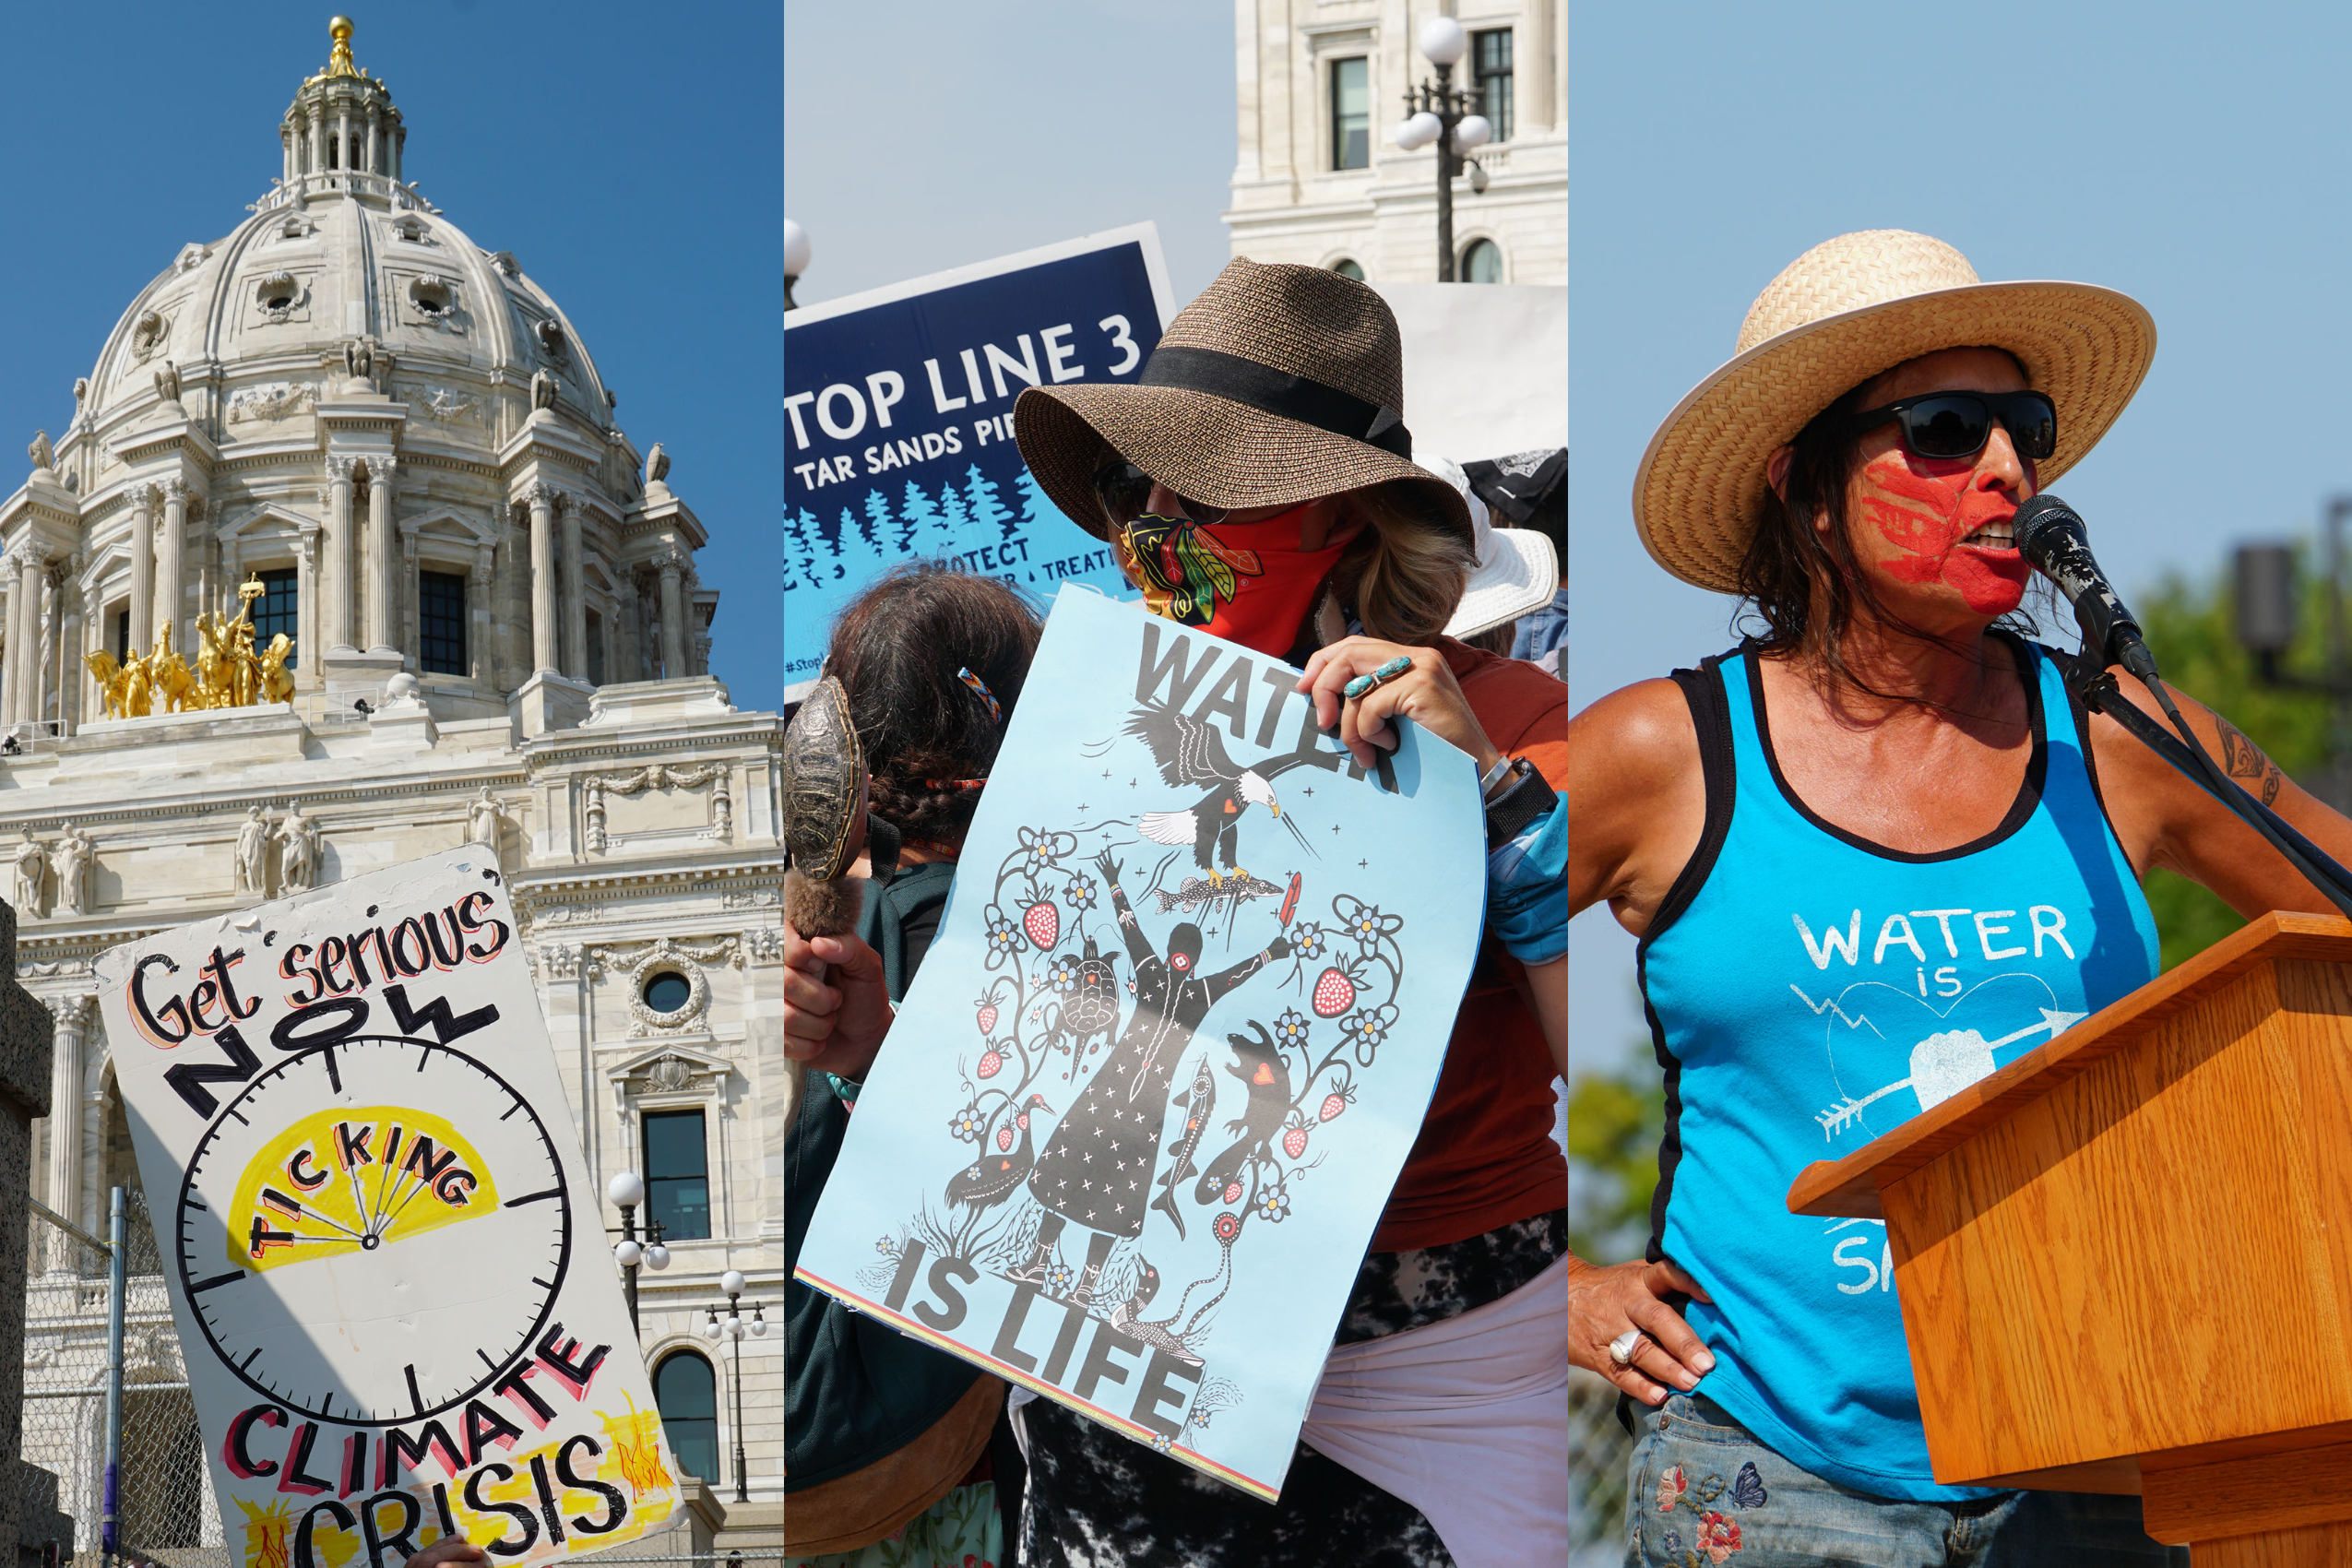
[824,562,1042,850]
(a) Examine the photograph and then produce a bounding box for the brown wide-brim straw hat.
[1014,256,1473,549]
[1633,229,2157,594]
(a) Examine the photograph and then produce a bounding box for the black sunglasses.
[1848,390,2057,463]
[1093,461,1229,529]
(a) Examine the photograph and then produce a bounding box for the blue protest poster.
[793,590,1484,1499]
[782,227,1173,697]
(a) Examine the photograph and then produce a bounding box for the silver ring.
[1608,1328,1645,1368]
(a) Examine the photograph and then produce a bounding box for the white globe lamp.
[612,1239,643,1268]
[720,1269,747,1296]
[783,220,813,280]
[1394,112,1442,151]
[643,1242,671,1271]
[1418,16,1468,66]
[1452,115,1492,154]
[606,1170,645,1208]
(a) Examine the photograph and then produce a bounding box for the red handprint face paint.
[1854,450,2032,616]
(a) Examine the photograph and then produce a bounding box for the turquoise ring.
[1342,655,1414,701]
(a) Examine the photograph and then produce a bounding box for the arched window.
[1461,239,1503,284]
[654,1351,719,1482]
[1329,259,1365,281]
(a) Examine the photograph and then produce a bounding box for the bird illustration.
[1125,704,1318,888]
[945,1094,1052,1216]
[1194,1022,1292,1206]
[1149,1054,1218,1239]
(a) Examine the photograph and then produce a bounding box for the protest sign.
[782,225,1172,697]
[93,847,679,1568]
[793,589,1484,1499]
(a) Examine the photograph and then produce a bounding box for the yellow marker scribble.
[225,1105,502,1272]
[238,1498,295,1568]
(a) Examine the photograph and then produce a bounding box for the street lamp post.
[2234,494,2352,811]
[702,1268,766,1503]
[785,220,812,312]
[605,1170,671,1336]
[1392,18,1492,281]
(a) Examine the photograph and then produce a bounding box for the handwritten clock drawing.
[174,1035,573,1426]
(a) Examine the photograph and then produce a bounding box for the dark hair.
[1734,350,2038,696]
[824,562,1042,849]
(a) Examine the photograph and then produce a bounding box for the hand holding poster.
[793,589,1483,1499]
[93,848,679,1568]
[782,226,1172,696]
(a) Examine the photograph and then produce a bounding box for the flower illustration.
[1290,921,1326,961]
[1696,1511,1742,1561]
[1149,1433,1172,1454]
[1017,826,1062,876]
[1273,1008,1312,1050]
[874,1236,895,1256]
[1656,1465,1688,1514]
[1660,1535,1682,1560]
[1213,1211,1241,1244]
[1064,874,1097,910]
[1045,1261,1075,1293]
[1256,1188,1290,1223]
[985,913,1024,955]
[948,1104,985,1143]
[1342,1003,1396,1055]
[1351,904,1384,948]
[1049,957,1079,992]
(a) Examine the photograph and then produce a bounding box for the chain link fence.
[1570,1370,1633,1564]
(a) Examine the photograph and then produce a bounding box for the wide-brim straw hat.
[1633,229,2156,593]
[1014,256,1472,550]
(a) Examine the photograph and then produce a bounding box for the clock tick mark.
[321,1049,341,1094]
[477,1348,502,1372]
[503,1186,563,1208]
[405,1364,423,1415]
[500,1103,522,1121]
[241,1348,261,1371]
[190,1270,246,1294]
[530,1277,553,1289]
[184,1195,208,1212]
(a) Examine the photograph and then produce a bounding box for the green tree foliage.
[1567,1058,1663,1263]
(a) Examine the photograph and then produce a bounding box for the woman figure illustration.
[1019,848,1289,1293]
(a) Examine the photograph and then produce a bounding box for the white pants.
[1301,1253,1573,1568]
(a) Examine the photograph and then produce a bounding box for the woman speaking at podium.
[1567,230,2352,1562]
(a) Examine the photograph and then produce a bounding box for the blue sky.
[785,0,1236,310]
[0,2,782,711]
[1573,4,2352,1069]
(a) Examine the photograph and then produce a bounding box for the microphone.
[2012,493,2160,683]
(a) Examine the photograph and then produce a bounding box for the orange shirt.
[1370,641,1567,1253]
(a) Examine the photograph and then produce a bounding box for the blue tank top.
[1639,636,2159,1501]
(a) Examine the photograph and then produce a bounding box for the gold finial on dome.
[325,17,361,78]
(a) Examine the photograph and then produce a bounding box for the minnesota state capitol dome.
[11,20,786,1541]
[11,15,716,732]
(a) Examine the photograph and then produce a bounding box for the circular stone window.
[643,971,692,1016]
[408,276,454,316]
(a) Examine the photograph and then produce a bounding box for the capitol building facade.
[13,20,783,1558]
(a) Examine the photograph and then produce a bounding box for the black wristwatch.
[1483,756,1556,848]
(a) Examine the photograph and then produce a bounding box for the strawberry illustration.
[1223,1182,1242,1205]
[1023,901,1060,949]
[1319,1091,1350,1123]
[976,1050,1004,1080]
[997,1124,1016,1152]
[1282,1126,1309,1159]
[1311,967,1358,1018]
[976,998,999,1034]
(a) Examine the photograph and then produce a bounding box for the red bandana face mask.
[1113,504,1348,657]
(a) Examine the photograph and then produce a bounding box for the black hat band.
[1138,345,1413,461]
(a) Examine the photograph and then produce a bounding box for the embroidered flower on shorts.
[1656,1465,1688,1513]
[1696,1510,1743,1562]
[1660,1533,1683,1559]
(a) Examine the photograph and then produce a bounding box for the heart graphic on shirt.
[1796,973,2086,1144]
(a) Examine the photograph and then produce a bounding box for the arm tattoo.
[2215,717,2286,806]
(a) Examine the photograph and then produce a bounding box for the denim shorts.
[1623,1394,2187,1567]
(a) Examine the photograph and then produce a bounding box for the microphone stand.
[2070,661,2352,921]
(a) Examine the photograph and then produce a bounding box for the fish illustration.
[1149,1053,1217,1240]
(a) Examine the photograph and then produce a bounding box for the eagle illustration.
[1124,704,1318,887]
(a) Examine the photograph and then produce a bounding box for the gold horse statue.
[258,633,295,706]
[148,624,196,715]
[82,648,152,719]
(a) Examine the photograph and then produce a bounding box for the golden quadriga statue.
[86,574,293,719]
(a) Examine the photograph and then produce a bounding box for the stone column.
[657,552,687,680]
[0,556,19,731]
[308,113,325,180]
[325,458,356,651]
[367,110,382,175]
[472,544,493,682]
[366,455,398,653]
[127,485,155,659]
[53,565,79,735]
[158,479,187,658]
[15,552,46,732]
[44,996,84,1230]
[338,105,351,174]
[0,898,59,1568]
[295,526,320,681]
[615,577,641,684]
[561,502,587,679]
[528,484,560,674]
[399,523,420,666]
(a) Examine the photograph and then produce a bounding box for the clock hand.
[346,1161,376,1241]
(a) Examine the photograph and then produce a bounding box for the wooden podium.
[1788,913,2352,1563]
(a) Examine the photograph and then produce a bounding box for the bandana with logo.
[1112,504,1348,658]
